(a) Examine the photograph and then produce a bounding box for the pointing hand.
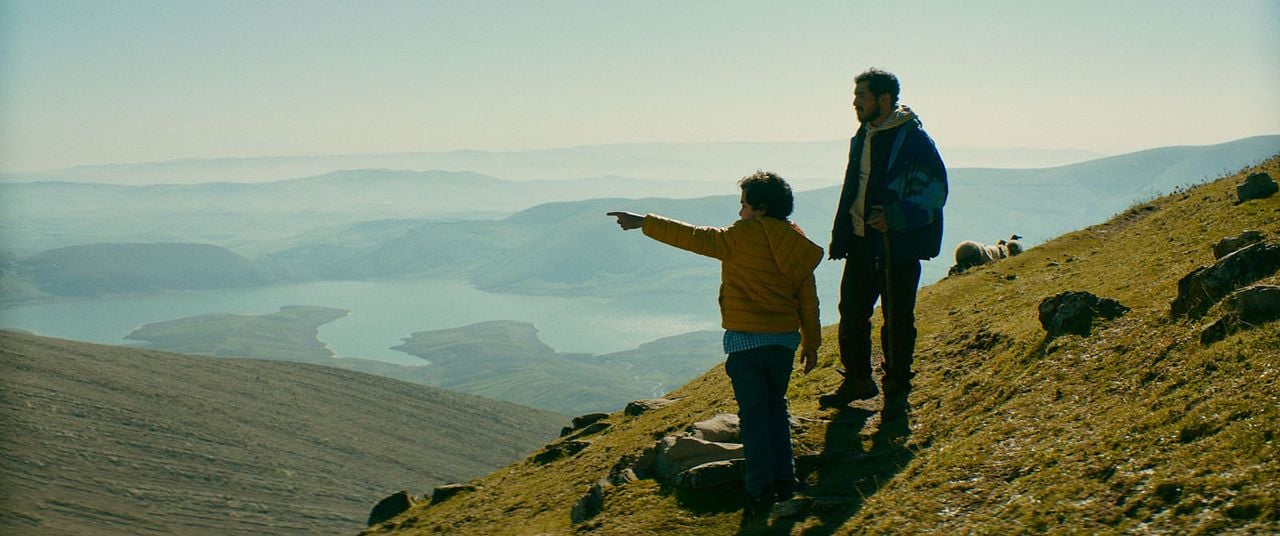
[606,211,645,231]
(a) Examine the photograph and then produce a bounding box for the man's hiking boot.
[772,478,806,502]
[881,369,915,398]
[818,376,879,407]
[742,493,775,522]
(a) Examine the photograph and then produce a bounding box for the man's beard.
[857,103,882,124]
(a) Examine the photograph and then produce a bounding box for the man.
[821,68,947,407]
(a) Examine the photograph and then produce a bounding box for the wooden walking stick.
[877,209,895,376]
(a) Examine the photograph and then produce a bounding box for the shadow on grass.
[771,396,916,535]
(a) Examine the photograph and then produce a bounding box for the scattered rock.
[674,459,745,489]
[367,490,416,527]
[1213,230,1265,259]
[625,398,677,416]
[654,436,745,481]
[687,413,740,443]
[1171,242,1280,318]
[430,483,477,504]
[1236,172,1278,204]
[577,422,611,437]
[1201,285,1280,344]
[561,412,609,436]
[773,497,810,518]
[531,440,591,464]
[570,481,608,524]
[607,455,643,485]
[1039,291,1130,337]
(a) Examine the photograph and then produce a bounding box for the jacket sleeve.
[829,137,859,259]
[798,273,821,352]
[641,214,731,260]
[882,128,948,232]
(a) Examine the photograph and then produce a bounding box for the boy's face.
[739,192,766,220]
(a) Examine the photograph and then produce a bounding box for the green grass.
[364,158,1280,535]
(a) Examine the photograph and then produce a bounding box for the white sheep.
[951,234,1023,274]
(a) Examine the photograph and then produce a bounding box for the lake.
[0,277,733,365]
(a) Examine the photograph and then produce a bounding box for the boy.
[607,171,822,518]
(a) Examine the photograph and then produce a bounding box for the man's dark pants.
[837,245,922,383]
[725,345,795,500]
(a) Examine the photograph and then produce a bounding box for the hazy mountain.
[0,170,725,257]
[19,243,265,298]
[359,155,1280,535]
[0,141,1110,186]
[259,135,1280,296]
[0,329,565,535]
[5,136,1275,312]
[122,310,726,415]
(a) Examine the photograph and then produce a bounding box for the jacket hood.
[756,217,823,281]
[867,104,918,134]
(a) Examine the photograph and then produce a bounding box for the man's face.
[852,81,883,124]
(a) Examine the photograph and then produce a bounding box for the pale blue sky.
[1,0,1277,172]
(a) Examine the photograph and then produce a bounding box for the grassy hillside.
[363,157,1279,534]
[0,330,566,535]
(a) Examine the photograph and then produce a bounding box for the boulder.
[687,413,740,443]
[570,481,608,524]
[1171,242,1280,318]
[430,483,477,504]
[1201,285,1280,344]
[654,436,744,481]
[561,412,609,436]
[1039,291,1130,337]
[1236,172,1278,204]
[531,440,591,464]
[674,459,746,489]
[625,398,677,416]
[367,490,416,527]
[1213,230,1265,259]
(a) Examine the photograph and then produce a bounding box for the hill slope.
[363,157,1280,534]
[0,331,566,535]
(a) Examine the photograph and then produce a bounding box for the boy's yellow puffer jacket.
[642,214,824,352]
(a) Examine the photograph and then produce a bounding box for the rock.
[687,413,740,443]
[625,398,677,416]
[1039,291,1130,337]
[1213,231,1265,259]
[674,459,745,489]
[367,490,416,527]
[570,481,608,524]
[560,413,609,436]
[607,454,643,485]
[1201,285,1280,344]
[1171,242,1280,318]
[1236,172,1278,204]
[773,498,810,518]
[654,436,744,481]
[531,440,591,464]
[573,412,609,429]
[430,483,476,504]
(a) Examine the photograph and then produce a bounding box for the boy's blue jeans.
[725,344,796,499]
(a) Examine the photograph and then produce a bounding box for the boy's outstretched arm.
[607,211,645,230]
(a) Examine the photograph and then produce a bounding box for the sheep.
[950,234,1023,274]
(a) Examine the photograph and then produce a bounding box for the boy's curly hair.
[738,171,794,220]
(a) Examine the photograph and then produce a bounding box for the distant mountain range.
[3,135,1276,304]
[0,140,1111,186]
